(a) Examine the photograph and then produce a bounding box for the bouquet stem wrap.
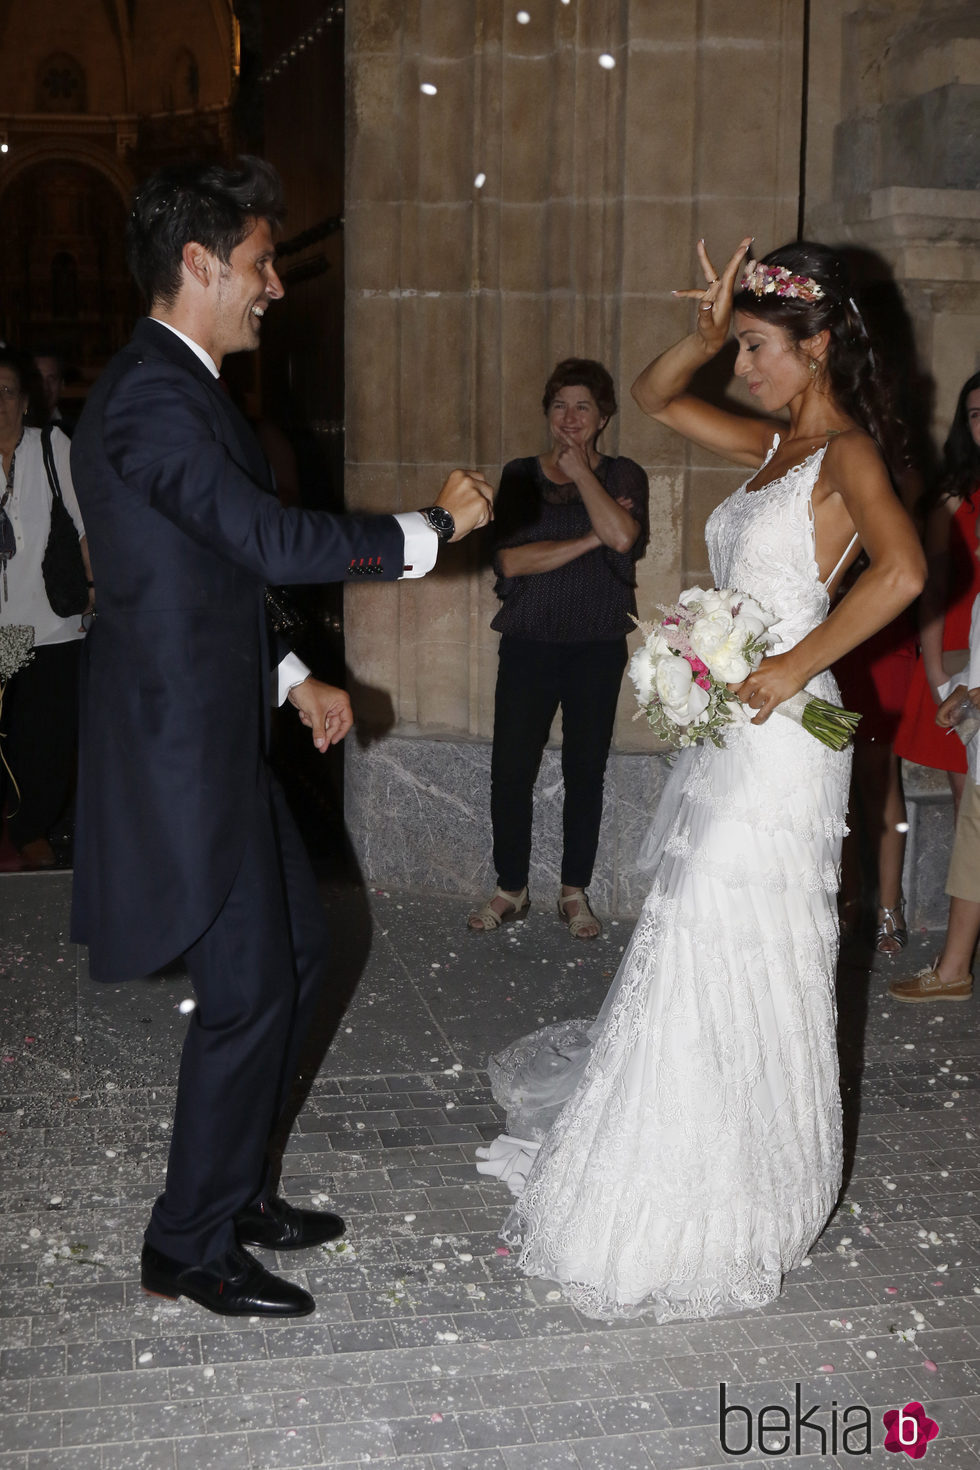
[773,690,861,751]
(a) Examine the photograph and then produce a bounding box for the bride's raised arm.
[631,237,776,468]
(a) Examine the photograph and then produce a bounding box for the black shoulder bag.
[40,425,89,618]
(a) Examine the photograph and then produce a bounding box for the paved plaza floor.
[2,870,980,1468]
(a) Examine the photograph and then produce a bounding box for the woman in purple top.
[468,359,649,939]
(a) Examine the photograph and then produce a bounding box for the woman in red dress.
[896,371,980,816]
[834,529,918,954]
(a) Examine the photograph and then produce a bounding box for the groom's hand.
[435,469,494,541]
[288,677,353,751]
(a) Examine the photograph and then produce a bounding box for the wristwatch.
[418,505,455,543]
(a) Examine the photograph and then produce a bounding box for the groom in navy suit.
[69,157,492,1317]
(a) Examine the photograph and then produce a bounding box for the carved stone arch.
[0,139,134,211]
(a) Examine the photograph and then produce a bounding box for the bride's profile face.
[733,312,811,413]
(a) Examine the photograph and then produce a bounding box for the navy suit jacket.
[70,318,404,982]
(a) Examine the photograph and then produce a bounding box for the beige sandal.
[558,889,601,940]
[467,886,529,933]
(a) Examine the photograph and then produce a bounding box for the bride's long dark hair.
[732,241,908,476]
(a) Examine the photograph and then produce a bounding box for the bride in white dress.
[477,237,925,1322]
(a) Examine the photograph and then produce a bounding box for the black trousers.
[146,772,329,1266]
[490,635,628,892]
[1,639,81,849]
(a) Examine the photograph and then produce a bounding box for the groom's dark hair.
[126,155,285,308]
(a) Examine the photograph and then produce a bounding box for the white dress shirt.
[0,426,86,648]
[154,321,439,703]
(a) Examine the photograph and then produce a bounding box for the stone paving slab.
[2,883,980,1466]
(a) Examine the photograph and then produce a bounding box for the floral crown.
[739,260,825,303]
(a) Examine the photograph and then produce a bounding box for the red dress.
[894,494,980,774]
[834,610,916,745]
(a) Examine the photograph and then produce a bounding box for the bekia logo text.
[719,1383,938,1457]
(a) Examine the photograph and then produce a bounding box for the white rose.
[707,638,752,685]
[687,683,711,722]
[679,586,732,615]
[735,613,768,641]
[734,594,775,629]
[689,607,736,663]
[655,655,709,725]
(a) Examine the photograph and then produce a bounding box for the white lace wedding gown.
[477,438,852,1322]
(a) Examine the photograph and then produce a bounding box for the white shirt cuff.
[395,512,439,579]
[276,651,311,706]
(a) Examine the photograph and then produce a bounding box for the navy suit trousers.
[145,770,329,1266]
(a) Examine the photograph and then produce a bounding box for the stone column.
[344,0,805,908]
[805,0,980,929]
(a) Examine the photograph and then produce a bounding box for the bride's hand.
[731,652,805,724]
[673,236,753,353]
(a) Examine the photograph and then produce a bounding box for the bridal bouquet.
[628,587,860,751]
[0,624,34,686]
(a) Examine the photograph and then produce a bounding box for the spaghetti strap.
[822,532,859,589]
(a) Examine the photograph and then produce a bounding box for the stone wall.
[343,2,978,910]
[343,0,808,898]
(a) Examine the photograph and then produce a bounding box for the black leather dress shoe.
[235,1195,346,1250]
[140,1242,315,1317]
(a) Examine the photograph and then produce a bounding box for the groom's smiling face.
[210,217,285,359]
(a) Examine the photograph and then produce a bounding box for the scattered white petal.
[138,1351,153,1364]
[404,1214,416,1223]
[517,9,531,22]
[203,1365,215,1379]
[178,999,196,1015]
[864,1349,877,1360]
[474,172,486,189]
[598,53,616,69]
[420,82,438,96]
[105,1149,117,1159]
[436,1330,458,1341]
[432,1261,446,1272]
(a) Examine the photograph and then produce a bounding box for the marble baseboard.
[343,739,952,927]
[343,733,670,917]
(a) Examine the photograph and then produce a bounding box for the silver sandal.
[467,886,529,933]
[875,904,908,955]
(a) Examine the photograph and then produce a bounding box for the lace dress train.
[477,440,851,1321]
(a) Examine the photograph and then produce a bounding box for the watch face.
[426,506,455,539]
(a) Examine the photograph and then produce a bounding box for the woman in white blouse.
[0,349,92,867]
